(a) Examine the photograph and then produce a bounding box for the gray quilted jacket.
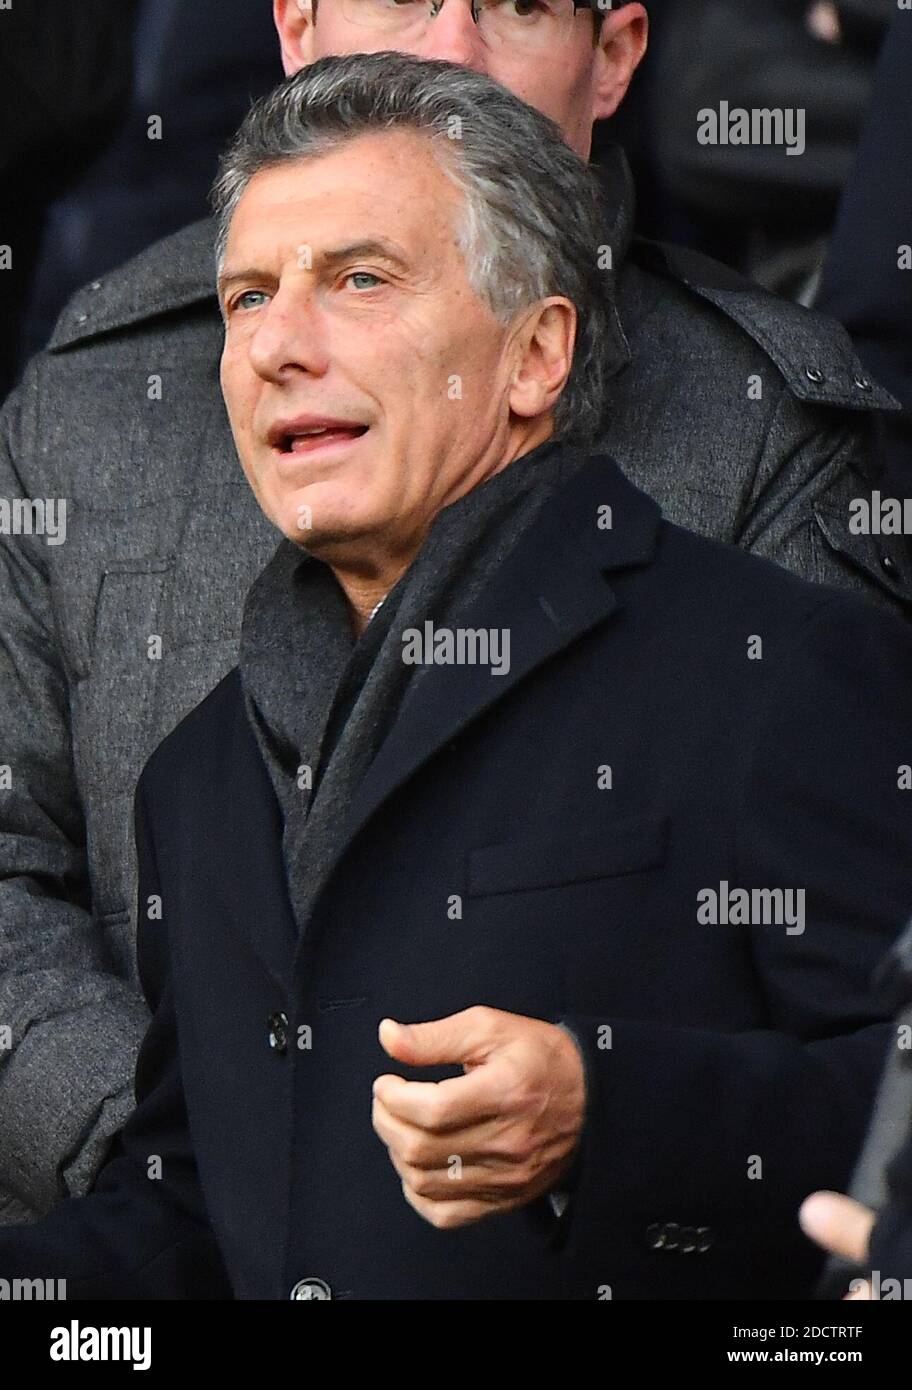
[0,149,908,1223]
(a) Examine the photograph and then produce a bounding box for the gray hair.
[212,52,615,446]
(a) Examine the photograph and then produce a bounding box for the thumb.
[799,1191,876,1265]
[378,1009,494,1067]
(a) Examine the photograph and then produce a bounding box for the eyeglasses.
[337,0,609,52]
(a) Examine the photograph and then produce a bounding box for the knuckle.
[399,1135,425,1167]
[409,1168,435,1198]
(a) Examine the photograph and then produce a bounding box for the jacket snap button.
[854,376,871,391]
[880,554,900,577]
[805,367,824,384]
[268,1011,289,1054]
[290,1277,332,1300]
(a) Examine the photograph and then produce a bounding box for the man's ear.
[508,298,577,424]
[274,0,315,76]
[592,3,648,121]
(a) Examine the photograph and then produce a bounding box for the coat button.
[880,553,900,578]
[646,1223,666,1250]
[648,1221,713,1252]
[662,1222,680,1251]
[805,366,825,384]
[679,1226,697,1253]
[290,1277,332,1300]
[268,1011,289,1054]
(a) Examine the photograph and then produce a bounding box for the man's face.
[275,0,648,159]
[219,131,531,563]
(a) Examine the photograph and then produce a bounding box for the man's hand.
[372,1006,586,1229]
[799,1191,877,1299]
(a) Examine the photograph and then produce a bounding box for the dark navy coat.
[1,453,910,1299]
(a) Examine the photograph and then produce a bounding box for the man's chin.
[276,509,378,559]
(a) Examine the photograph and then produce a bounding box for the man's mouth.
[267,417,370,456]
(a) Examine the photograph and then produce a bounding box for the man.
[0,54,909,1299]
[0,0,907,1232]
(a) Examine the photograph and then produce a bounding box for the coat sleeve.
[557,593,912,1293]
[869,1129,912,1282]
[0,374,151,1218]
[0,775,232,1298]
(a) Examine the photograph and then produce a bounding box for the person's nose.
[415,0,487,69]
[247,283,330,384]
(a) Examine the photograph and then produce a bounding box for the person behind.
[815,9,912,537]
[0,0,908,1234]
[0,54,909,1300]
[800,917,912,1299]
[649,0,893,301]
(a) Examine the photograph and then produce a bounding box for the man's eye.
[230,290,270,312]
[507,0,549,15]
[346,271,383,290]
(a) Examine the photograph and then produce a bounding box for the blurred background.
[1,0,909,417]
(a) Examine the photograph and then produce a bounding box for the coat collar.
[303,449,660,917]
[222,447,661,986]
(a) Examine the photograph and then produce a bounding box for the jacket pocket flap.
[467,816,667,897]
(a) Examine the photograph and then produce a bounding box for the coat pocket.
[466,816,667,897]
[72,556,175,791]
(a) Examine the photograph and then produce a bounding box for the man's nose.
[247,286,328,382]
[415,0,487,69]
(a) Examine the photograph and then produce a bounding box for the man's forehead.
[227,130,460,252]
[222,140,464,273]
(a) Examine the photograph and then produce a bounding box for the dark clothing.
[242,440,592,933]
[0,145,907,1230]
[20,0,278,366]
[0,448,909,1299]
[870,1123,912,1284]
[0,1,136,178]
[650,0,892,296]
[817,12,912,513]
[822,925,912,1294]
[0,0,137,398]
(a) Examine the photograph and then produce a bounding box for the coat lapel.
[219,451,662,986]
[330,453,661,877]
[219,669,300,990]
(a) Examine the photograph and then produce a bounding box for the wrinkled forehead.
[224,128,469,272]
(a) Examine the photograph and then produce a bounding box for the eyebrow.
[217,238,412,301]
